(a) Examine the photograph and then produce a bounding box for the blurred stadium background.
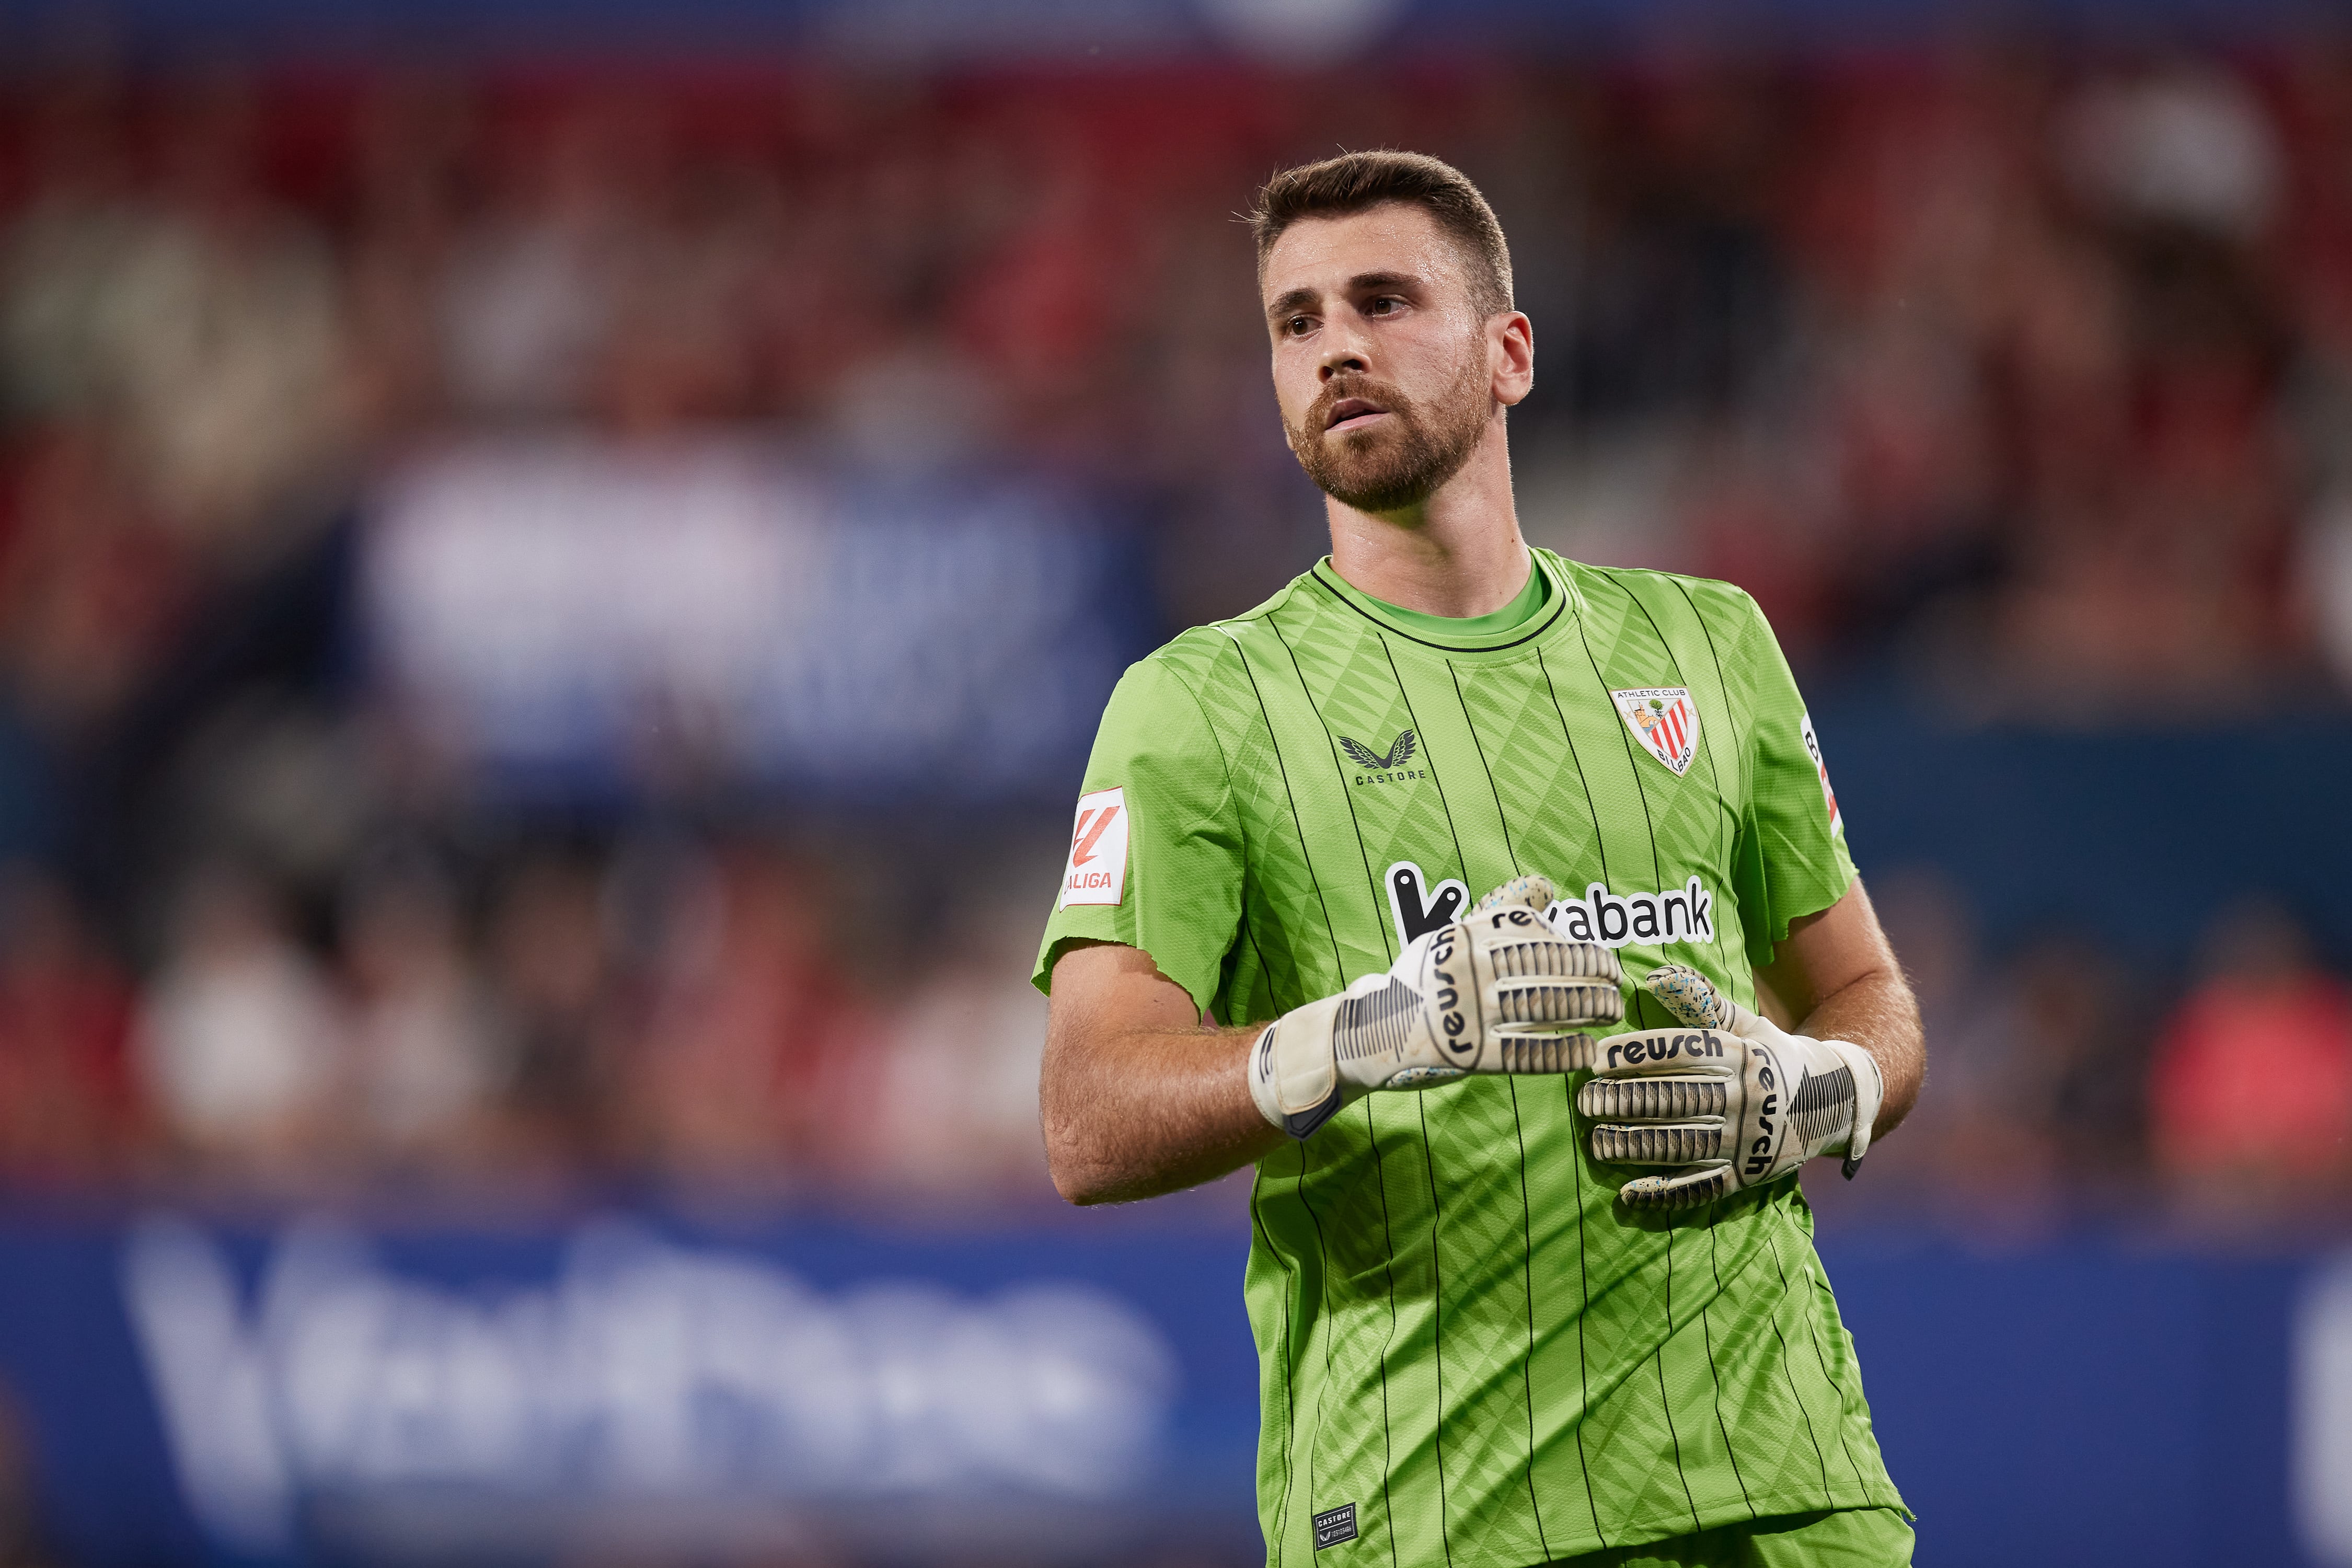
[0,0,2348,1562]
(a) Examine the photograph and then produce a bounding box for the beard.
[1287,349,1491,514]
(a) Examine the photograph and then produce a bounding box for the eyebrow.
[1264,270,1427,327]
[1265,287,1317,325]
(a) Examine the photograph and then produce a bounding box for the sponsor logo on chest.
[1382,860,1715,951]
[1612,686,1700,777]
[1386,861,1467,943]
[1547,878,1714,947]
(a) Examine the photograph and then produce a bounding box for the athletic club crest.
[1612,687,1700,777]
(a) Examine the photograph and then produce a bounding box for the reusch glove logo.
[1744,1047,1781,1175]
[1427,928,1472,1054]
[1601,1030,1729,1069]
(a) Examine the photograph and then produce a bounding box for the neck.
[1324,420,1529,618]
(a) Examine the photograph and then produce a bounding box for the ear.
[1489,310,1534,408]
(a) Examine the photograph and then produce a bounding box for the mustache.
[1301,376,1412,438]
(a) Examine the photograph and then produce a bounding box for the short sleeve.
[1727,595,1857,971]
[1031,655,1245,1018]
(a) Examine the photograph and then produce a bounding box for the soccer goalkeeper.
[1036,151,1924,1567]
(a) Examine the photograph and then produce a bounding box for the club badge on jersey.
[1612,687,1700,777]
[1058,787,1128,908]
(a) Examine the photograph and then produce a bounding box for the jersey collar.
[1307,549,1582,655]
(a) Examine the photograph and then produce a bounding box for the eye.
[1287,315,1312,335]
[1368,296,1399,315]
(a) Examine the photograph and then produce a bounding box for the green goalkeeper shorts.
[1542,1507,1914,1567]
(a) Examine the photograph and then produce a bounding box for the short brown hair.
[1249,150,1514,319]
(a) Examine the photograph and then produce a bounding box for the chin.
[1328,451,1415,489]
[1329,423,1393,451]
[1316,431,1399,478]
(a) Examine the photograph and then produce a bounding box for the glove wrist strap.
[1820,1037,1883,1178]
[1249,1002,1347,1141]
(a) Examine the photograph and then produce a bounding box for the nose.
[1318,321,1369,382]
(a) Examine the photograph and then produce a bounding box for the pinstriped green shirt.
[1035,549,1906,1566]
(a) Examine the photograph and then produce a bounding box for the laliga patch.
[1058,787,1128,909]
[1613,687,1700,777]
[1800,711,1843,836]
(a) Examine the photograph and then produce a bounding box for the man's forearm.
[1795,966,1924,1139]
[1041,1018,1284,1204]
[1041,941,1289,1205]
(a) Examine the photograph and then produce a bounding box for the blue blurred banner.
[361,444,1155,807]
[0,1208,2343,1566]
[0,1207,1264,1566]
[1834,1232,2326,1568]
[1817,696,2352,971]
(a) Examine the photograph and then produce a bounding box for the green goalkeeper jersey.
[1033,549,1907,1566]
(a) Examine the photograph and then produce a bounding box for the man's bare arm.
[1040,941,1286,1205]
[1754,877,1924,1139]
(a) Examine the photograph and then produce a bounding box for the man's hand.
[1577,963,1885,1210]
[1250,875,1623,1139]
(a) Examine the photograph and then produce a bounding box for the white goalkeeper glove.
[1576,962,1884,1210]
[1249,875,1624,1140]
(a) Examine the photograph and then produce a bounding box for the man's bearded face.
[1285,336,1491,513]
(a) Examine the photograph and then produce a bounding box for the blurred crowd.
[1812,873,2352,1231]
[0,840,1053,1204]
[0,49,2348,1217]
